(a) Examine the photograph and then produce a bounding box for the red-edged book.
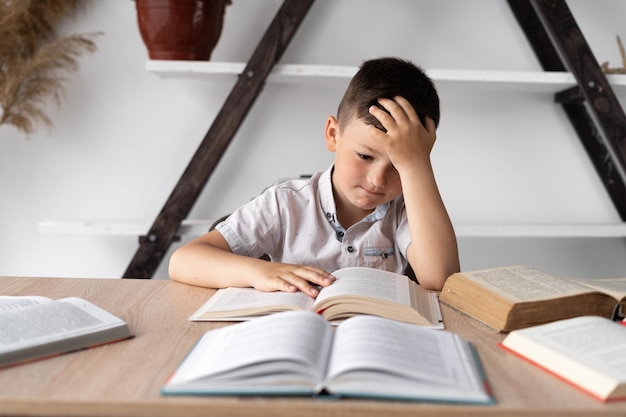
[499,315,626,402]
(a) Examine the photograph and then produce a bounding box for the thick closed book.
[162,310,492,404]
[190,266,443,328]
[440,265,626,332]
[500,316,626,402]
[0,295,133,368]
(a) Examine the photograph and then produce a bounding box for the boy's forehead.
[341,118,379,144]
[343,129,386,157]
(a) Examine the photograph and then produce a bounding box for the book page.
[314,267,410,309]
[166,311,333,388]
[0,297,125,352]
[568,277,626,301]
[326,315,481,390]
[190,287,315,320]
[462,265,595,302]
[506,316,626,380]
[0,296,51,312]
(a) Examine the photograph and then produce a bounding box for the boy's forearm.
[400,161,460,290]
[168,242,256,288]
[169,229,335,295]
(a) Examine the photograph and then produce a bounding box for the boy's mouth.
[359,186,384,197]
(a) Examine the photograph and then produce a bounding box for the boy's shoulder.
[269,170,326,196]
[247,171,323,217]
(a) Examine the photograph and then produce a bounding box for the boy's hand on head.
[249,262,335,298]
[368,96,437,172]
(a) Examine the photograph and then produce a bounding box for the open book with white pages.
[162,310,492,404]
[0,295,132,368]
[189,267,443,328]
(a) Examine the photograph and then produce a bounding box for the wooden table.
[1,276,625,417]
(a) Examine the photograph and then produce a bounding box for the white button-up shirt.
[216,166,411,274]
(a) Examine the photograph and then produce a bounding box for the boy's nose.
[367,166,387,189]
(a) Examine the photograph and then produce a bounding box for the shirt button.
[336,231,344,239]
[347,246,354,253]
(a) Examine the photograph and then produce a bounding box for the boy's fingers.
[393,96,420,123]
[278,276,318,297]
[284,267,335,297]
[301,266,335,284]
[369,104,394,129]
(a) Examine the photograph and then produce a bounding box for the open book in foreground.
[162,310,492,404]
[0,296,133,368]
[439,265,626,332]
[500,315,626,402]
[190,267,443,328]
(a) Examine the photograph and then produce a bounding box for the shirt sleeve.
[215,186,283,259]
[394,199,411,260]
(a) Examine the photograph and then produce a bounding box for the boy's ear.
[325,116,339,152]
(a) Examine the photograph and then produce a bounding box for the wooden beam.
[123,0,316,278]
[507,0,626,219]
[506,0,564,71]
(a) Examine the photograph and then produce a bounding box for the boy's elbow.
[419,276,447,291]
[415,264,459,291]
[167,248,185,282]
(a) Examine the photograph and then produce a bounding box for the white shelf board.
[455,224,626,238]
[146,60,626,93]
[38,219,217,237]
[39,220,626,238]
[146,61,357,80]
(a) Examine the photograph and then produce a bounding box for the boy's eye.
[357,153,373,161]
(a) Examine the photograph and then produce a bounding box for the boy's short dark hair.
[336,57,440,132]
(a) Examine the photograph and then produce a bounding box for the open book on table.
[0,295,133,368]
[190,266,443,328]
[500,315,626,402]
[162,310,492,404]
[439,265,626,332]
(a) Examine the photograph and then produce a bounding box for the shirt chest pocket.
[360,245,396,268]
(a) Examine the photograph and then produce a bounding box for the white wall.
[1,0,625,280]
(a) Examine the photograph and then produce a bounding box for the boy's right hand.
[249,262,335,298]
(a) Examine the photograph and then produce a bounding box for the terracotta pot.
[136,0,229,61]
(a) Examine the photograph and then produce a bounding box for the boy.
[169,57,459,294]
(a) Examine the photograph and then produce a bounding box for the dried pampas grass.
[0,0,100,138]
[601,35,626,75]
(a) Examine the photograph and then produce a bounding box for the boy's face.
[325,116,403,219]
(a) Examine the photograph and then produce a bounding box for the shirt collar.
[319,166,339,227]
